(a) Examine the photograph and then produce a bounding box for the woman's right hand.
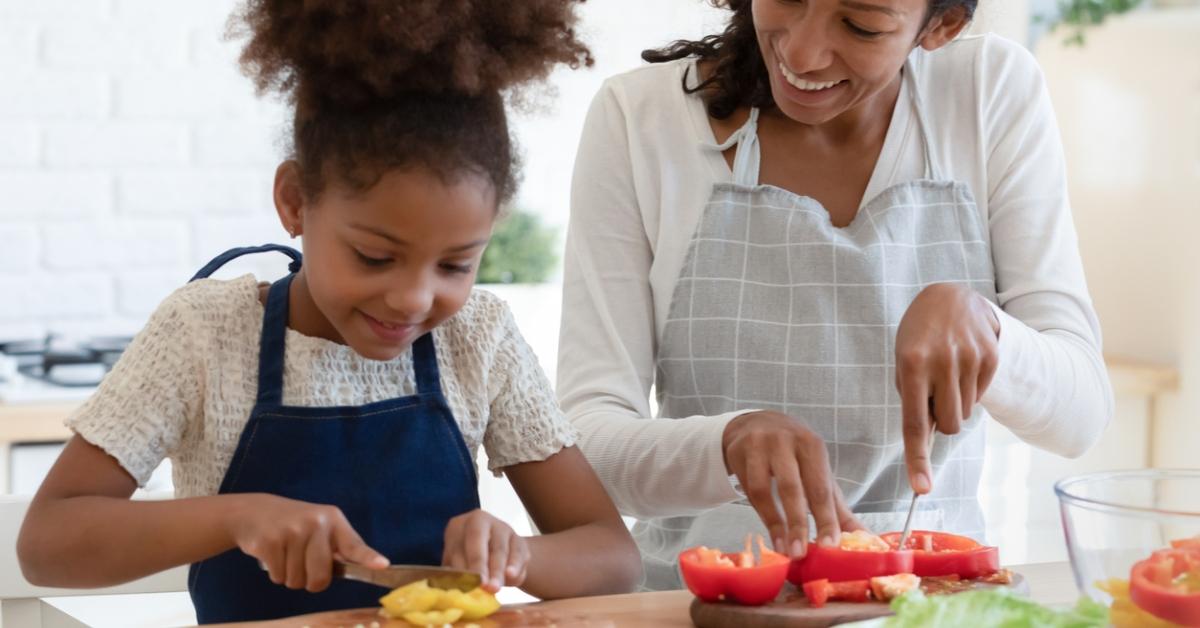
[722,411,863,559]
[226,493,388,592]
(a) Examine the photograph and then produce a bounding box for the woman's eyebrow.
[840,0,901,17]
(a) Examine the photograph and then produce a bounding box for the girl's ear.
[274,161,306,239]
[916,6,970,52]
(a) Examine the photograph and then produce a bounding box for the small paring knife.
[897,419,939,549]
[333,562,482,592]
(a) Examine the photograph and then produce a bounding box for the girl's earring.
[288,226,297,239]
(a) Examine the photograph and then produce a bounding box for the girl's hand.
[722,411,864,559]
[226,493,388,592]
[895,283,1000,495]
[442,509,529,593]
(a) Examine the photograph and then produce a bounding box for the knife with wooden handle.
[332,562,482,592]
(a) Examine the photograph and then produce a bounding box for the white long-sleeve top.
[558,34,1113,521]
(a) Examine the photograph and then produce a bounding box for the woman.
[558,0,1113,590]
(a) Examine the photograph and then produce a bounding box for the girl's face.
[751,0,965,125]
[276,164,495,361]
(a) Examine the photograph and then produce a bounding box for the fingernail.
[774,538,785,554]
[490,578,502,590]
[790,539,805,558]
[915,473,931,494]
[819,535,835,547]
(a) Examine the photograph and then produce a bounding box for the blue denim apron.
[185,244,480,624]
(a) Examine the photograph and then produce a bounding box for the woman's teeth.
[780,63,841,91]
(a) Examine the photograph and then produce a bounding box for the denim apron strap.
[255,275,294,407]
[410,333,441,395]
[190,244,302,282]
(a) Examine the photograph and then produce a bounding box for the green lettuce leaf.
[883,588,1108,628]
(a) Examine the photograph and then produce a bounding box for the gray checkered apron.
[639,62,998,591]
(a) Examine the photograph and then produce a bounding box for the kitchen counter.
[213,561,1080,627]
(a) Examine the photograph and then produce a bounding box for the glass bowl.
[1056,468,1200,606]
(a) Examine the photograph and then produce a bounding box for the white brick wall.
[0,0,288,341]
[0,0,726,344]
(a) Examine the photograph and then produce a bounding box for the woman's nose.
[779,18,834,74]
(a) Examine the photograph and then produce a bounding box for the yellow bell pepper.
[401,608,464,626]
[435,587,501,620]
[379,579,441,617]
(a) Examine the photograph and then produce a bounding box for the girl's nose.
[384,270,434,320]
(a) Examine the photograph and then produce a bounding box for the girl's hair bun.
[232,0,594,109]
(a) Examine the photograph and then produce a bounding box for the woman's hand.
[895,283,1000,495]
[443,509,530,593]
[226,493,388,592]
[722,411,863,559]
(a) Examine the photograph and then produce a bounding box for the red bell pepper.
[1129,547,1200,626]
[788,531,913,586]
[678,536,789,606]
[880,530,1000,579]
[801,578,871,608]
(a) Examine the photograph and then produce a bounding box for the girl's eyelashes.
[844,20,883,38]
[440,263,473,274]
[354,250,391,267]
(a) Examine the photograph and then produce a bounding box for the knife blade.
[333,562,481,592]
[897,416,939,549]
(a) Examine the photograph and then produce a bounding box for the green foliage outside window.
[477,209,559,284]
[1038,0,1143,45]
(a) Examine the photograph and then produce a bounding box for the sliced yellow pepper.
[435,587,501,620]
[401,608,464,626]
[379,579,442,617]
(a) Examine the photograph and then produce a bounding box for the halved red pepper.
[788,531,913,586]
[880,530,1000,579]
[678,536,789,606]
[1129,547,1200,626]
[801,578,871,608]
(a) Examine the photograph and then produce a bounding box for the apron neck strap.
[190,244,302,282]
[410,333,442,395]
[255,274,294,406]
[901,57,942,180]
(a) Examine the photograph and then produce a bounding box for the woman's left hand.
[442,509,530,593]
[895,283,1000,496]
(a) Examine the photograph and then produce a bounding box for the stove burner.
[0,335,132,388]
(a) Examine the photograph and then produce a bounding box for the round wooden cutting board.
[220,606,606,628]
[689,572,1028,628]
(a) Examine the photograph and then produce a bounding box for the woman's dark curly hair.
[230,1,593,204]
[643,0,976,120]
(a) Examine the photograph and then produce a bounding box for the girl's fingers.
[284,531,307,589]
[304,529,333,592]
[330,518,387,569]
[462,516,491,585]
[504,538,529,587]
[486,529,509,591]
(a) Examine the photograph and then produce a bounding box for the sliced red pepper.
[789,538,913,585]
[880,530,1000,579]
[679,536,789,606]
[802,579,831,608]
[801,578,871,608]
[1129,547,1200,626]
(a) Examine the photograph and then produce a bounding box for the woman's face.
[752,0,949,125]
[277,164,495,361]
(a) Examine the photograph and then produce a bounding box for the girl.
[558,0,1113,590]
[18,0,641,622]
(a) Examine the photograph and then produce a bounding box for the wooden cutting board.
[221,606,606,627]
[690,572,1028,628]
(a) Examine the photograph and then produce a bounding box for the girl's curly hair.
[642,0,976,120]
[230,1,593,203]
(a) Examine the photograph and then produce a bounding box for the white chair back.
[0,492,189,628]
